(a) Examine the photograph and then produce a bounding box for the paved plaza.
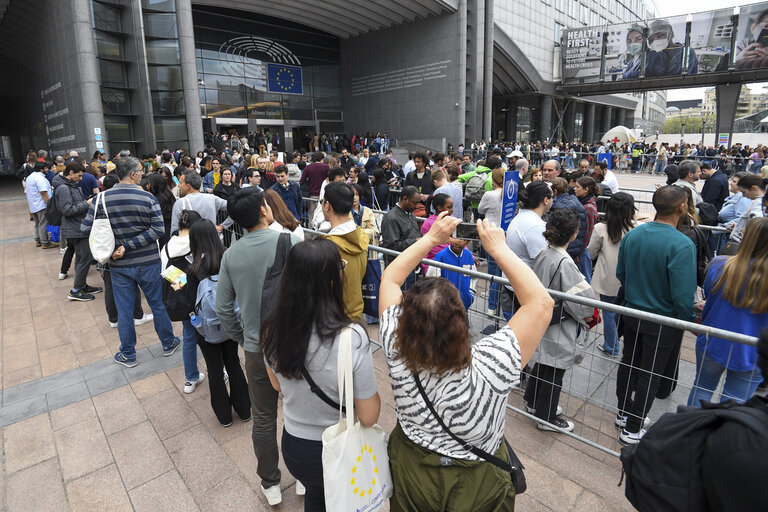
[0,173,682,511]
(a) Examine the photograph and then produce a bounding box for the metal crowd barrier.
[296,229,759,458]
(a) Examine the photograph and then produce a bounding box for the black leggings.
[196,336,250,425]
[282,429,324,512]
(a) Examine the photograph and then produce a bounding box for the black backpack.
[260,233,292,323]
[682,225,710,287]
[698,202,719,226]
[620,398,768,512]
[161,245,195,322]
[45,187,63,226]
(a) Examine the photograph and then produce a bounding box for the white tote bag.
[322,328,392,511]
[89,192,116,264]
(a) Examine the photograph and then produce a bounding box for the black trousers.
[102,265,144,323]
[616,316,683,433]
[70,237,93,291]
[60,238,74,273]
[523,363,566,422]
[196,336,251,425]
[282,428,325,512]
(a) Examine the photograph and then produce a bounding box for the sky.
[661,0,767,101]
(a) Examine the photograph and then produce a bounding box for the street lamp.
[681,121,686,148]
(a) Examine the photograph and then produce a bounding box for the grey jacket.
[380,204,421,263]
[53,174,89,239]
[530,246,595,369]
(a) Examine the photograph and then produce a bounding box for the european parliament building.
[0,0,665,162]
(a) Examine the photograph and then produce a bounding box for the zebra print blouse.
[379,305,522,460]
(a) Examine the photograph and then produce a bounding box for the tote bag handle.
[335,326,355,430]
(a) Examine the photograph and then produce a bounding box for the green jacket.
[458,165,494,207]
[216,228,301,352]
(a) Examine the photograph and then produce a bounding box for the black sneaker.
[68,289,95,302]
[536,416,575,432]
[162,337,181,357]
[83,285,103,295]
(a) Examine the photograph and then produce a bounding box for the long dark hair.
[357,171,373,205]
[260,239,349,379]
[605,192,636,244]
[189,219,225,278]
[146,172,175,217]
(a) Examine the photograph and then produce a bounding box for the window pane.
[101,87,131,114]
[141,0,175,11]
[154,118,188,141]
[95,31,123,59]
[146,40,180,65]
[99,60,127,87]
[143,13,178,38]
[152,91,186,115]
[92,2,121,32]
[104,115,133,141]
[148,65,183,90]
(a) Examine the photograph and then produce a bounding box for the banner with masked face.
[735,2,768,70]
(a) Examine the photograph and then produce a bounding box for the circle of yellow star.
[349,444,379,499]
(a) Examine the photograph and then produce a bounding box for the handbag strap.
[301,366,346,414]
[99,192,110,222]
[412,373,519,473]
[337,326,355,429]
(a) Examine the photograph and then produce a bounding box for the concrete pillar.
[538,95,552,142]
[715,84,741,148]
[615,108,626,127]
[563,101,575,142]
[176,0,204,153]
[506,102,517,141]
[583,102,595,143]
[481,0,494,141]
[601,105,613,136]
[69,0,106,157]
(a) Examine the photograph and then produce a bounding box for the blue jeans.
[111,262,177,359]
[576,248,592,283]
[600,294,621,356]
[486,254,501,312]
[687,344,763,407]
[654,160,666,175]
[181,319,201,382]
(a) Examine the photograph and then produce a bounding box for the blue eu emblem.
[267,63,303,95]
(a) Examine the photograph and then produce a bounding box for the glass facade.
[143,0,188,151]
[91,0,135,156]
[192,7,342,127]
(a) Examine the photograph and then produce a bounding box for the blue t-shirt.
[696,257,768,371]
[77,172,99,200]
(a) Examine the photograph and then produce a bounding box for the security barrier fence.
[221,214,758,459]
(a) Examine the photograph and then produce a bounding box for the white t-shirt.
[602,170,619,194]
[504,208,547,290]
[269,220,305,240]
[380,305,521,460]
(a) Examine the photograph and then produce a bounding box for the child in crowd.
[426,238,477,310]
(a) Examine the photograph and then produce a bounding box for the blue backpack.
[193,275,240,343]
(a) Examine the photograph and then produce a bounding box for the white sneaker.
[619,428,647,445]
[260,484,282,506]
[58,272,68,280]
[59,247,67,254]
[614,414,651,429]
[184,373,205,394]
[134,313,153,326]
[109,321,118,328]
[224,370,229,383]
[524,401,562,416]
[296,481,305,496]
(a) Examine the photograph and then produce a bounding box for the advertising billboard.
[734,2,768,70]
[561,4,768,85]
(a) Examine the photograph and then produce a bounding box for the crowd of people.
[15,138,768,510]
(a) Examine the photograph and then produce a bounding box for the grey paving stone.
[123,354,182,384]
[0,395,48,428]
[3,367,84,406]
[82,356,124,381]
[86,370,129,397]
[46,382,91,411]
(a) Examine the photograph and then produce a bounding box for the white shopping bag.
[322,328,392,511]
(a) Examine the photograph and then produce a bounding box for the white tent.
[601,126,637,145]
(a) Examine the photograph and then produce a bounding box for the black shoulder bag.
[301,366,347,415]
[413,374,527,494]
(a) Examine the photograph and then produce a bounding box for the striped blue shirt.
[81,183,164,268]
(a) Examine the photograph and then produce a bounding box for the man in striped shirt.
[82,156,180,367]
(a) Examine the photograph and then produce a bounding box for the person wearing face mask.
[644,19,698,77]
[735,9,768,70]
[621,25,646,80]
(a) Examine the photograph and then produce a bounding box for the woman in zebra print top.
[378,212,554,511]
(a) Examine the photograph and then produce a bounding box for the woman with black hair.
[144,172,176,249]
[664,163,679,186]
[573,176,601,281]
[356,169,374,208]
[262,239,380,511]
[177,219,251,426]
[588,192,637,356]
[526,209,596,432]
